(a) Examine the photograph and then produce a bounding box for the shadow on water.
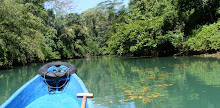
[1,56,220,108]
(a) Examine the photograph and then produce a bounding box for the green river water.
[0,56,220,108]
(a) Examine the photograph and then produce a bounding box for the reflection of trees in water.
[184,58,220,108]
[67,56,220,107]
[167,57,220,108]
[187,60,220,86]
[66,57,177,106]
[0,64,40,104]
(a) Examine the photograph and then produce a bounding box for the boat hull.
[1,74,94,108]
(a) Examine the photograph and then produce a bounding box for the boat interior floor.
[26,92,80,108]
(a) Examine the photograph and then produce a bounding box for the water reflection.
[0,56,220,108]
[66,56,220,108]
[0,63,41,104]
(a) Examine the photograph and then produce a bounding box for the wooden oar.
[77,93,93,108]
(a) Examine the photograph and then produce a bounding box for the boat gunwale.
[1,75,41,107]
[1,74,94,108]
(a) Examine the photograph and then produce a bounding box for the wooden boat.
[1,62,94,108]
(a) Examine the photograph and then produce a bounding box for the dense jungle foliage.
[0,0,220,68]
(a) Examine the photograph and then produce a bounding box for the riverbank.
[195,52,220,59]
[1,52,220,70]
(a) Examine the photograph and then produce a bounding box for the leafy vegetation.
[106,0,220,56]
[0,0,57,67]
[0,0,220,68]
[0,0,89,68]
[186,21,220,52]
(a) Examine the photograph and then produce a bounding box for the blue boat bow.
[1,62,94,108]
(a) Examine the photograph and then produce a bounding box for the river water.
[0,56,220,108]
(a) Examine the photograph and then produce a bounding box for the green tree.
[55,24,89,58]
[177,0,220,35]
[0,0,57,67]
[80,0,124,55]
[186,20,220,53]
[106,0,184,56]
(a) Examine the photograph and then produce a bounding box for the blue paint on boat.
[26,92,80,108]
[1,74,94,108]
